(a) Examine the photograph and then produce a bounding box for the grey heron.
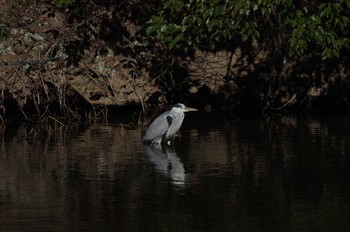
[142,103,197,145]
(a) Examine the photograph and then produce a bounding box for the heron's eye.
[173,103,184,109]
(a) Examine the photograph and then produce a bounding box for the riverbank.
[1,0,349,124]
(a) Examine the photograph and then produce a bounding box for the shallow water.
[0,113,350,232]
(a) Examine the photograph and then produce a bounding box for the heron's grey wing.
[142,111,173,142]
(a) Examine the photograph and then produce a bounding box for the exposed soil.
[1,0,350,121]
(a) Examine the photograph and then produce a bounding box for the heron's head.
[172,103,198,112]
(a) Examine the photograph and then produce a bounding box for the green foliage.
[147,0,262,51]
[287,1,350,58]
[55,0,76,7]
[147,0,350,59]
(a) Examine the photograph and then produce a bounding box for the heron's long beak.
[184,107,198,112]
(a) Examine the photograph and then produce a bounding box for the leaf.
[290,37,297,48]
[322,48,332,59]
[168,32,184,49]
[346,0,350,9]
[146,25,157,35]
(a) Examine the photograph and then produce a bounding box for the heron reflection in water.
[144,143,185,185]
[142,103,197,145]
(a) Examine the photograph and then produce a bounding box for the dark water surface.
[1,114,350,232]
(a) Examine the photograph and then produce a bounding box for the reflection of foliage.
[147,0,350,59]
